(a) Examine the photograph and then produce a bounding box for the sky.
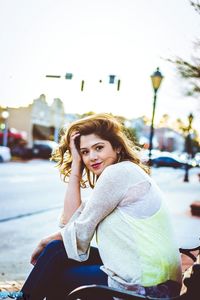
[0,0,200,129]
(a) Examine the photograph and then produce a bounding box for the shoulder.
[101,161,129,177]
[101,161,148,182]
[104,161,144,175]
[94,161,150,198]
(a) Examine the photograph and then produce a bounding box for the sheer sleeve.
[58,194,90,228]
[58,203,84,228]
[61,165,127,261]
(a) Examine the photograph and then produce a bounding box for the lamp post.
[1,110,9,147]
[183,113,194,182]
[149,68,164,164]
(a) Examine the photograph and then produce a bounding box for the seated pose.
[17,113,182,300]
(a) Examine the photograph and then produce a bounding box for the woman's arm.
[61,132,83,225]
[31,133,83,265]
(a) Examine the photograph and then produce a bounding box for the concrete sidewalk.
[151,167,200,249]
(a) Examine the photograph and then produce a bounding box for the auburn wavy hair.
[51,113,149,188]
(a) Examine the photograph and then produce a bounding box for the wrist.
[41,232,62,246]
[71,163,82,178]
[70,173,81,180]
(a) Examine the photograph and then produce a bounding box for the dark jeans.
[21,240,108,300]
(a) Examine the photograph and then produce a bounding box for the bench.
[67,245,200,300]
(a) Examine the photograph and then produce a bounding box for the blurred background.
[0,0,200,168]
[0,0,200,284]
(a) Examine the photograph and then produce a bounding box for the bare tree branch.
[167,1,200,97]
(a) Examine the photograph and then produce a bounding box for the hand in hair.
[70,131,82,178]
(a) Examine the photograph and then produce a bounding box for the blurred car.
[0,146,11,162]
[139,149,161,163]
[151,156,191,169]
[194,152,200,167]
[32,140,58,159]
[178,152,198,168]
[10,140,58,160]
[11,146,33,159]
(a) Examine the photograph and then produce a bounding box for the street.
[0,160,200,281]
[0,160,65,221]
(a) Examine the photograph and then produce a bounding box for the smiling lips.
[91,162,102,169]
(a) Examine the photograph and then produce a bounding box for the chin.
[94,167,104,176]
[94,170,102,176]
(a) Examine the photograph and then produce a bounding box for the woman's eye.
[81,150,88,155]
[96,146,103,151]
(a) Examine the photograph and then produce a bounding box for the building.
[130,117,185,152]
[1,94,66,147]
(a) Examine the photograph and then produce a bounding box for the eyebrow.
[80,142,105,150]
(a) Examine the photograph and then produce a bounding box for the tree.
[168,1,200,97]
[158,114,170,128]
[123,126,138,145]
[173,117,200,154]
[79,111,96,118]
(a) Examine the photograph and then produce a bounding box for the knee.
[42,240,65,257]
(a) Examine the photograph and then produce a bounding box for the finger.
[31,251,40,265]
[30,249,38,264]
[70,132,80,140]
[30,254,37,265]
[30,246,41,265]
[31,257,36,266]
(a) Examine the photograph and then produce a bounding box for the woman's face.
[79,133,119,176]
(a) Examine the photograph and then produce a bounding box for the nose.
[89,150,98,161]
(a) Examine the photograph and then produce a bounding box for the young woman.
[17,113,182,300]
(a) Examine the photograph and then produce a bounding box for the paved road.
[0,160,199,281]
[0,160,65,221]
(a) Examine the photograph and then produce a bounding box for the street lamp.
[183,113,194,182]
[1,110,10,147]
[148,67,164,164]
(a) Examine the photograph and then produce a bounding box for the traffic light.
[65,73,73,80]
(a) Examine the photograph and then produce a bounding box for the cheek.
[81,156,88,166]
[113,151,118,161]
[113,153,118,162]
[106,151,118,162]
